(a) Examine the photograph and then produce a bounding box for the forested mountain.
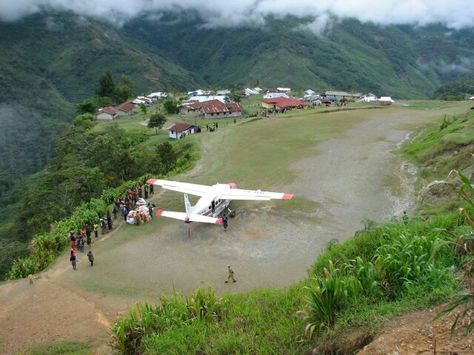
[1,10,474,277]
[122,14,474,98]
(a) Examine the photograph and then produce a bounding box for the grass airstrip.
[12,99,474,354]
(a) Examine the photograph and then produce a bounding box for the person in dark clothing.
[223,214,229,231]
[69,231,76,248]
[112,205,118,220]
[87,250,94,267]
[86,233,91,247]
[107,213,113,230]
[402,211,409,225]
[70,250,77,270]
[225,265,236,283]
[100,218,107,234]
[85,223,91,239]
[122,206,129,221]
[144,184,149,199]
[78,236,85,253]
[149,184,154,195]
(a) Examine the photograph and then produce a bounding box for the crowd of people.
[66,181,236,283]
[69,182,155,270]
[120,183,155,225]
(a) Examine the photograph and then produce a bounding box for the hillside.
[1,103,472,354]
[0,11,201,252]
[122,14,474,97]
[1,10,474,275]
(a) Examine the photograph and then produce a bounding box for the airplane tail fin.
[184,194,193,215]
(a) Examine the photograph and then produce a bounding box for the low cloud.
[1,1,474,30]
[417,57,474,74]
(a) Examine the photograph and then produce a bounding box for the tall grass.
[112,289,228,354]
[306,212,462,331]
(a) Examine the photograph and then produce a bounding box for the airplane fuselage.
[190,184,233,218]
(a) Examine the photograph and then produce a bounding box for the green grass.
[397,100,473,110]
[400,110,474,180]
[112,208,468,353]
[20,341,93,355]
[110,104,474,353]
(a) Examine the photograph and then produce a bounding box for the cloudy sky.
[1,0,473,29]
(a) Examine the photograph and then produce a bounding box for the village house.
[168,123,200,140]
[187,95,229,103]
[261,97,305,111]
[187,89,209,97]
[359,93,378,102]
[324,91,362,101]
[263,92,289,99]
[147,92,168,101]
[200,100,243,118]
[378,96,394,105]
[178,101,203,115]
[96,106,119,120]
[96,101,135,120]
[179,99,243,118]
[116,101,135,116]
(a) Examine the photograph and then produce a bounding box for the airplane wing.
[147,179,212,197]
[156,209,222,225]
[219,188,294,201]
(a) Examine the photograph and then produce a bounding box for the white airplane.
[146,179,294,224]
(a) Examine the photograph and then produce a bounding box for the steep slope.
[0,11,201,274]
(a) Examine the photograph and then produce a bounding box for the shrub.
[305,260,351,333]
[375,233,451,297]
[112,289,227,353]
[344,257,381,299]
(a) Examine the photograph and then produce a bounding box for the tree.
[97,72,115,98]
[157,142,177,173]
[163,98,179,114]
[139,103,148,118]
[76,99,97,115]
[73,113,95,128]
[114,75,135,103]
[148,113,167,134]
[228,92,241,103]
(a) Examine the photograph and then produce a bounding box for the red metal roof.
[117,101,135,113]
[169,123,197,133]
[262,98,304,109]
[199,100,243,114]
[226,102,243,112]
[200,100,228,114]
[101,106,119,115]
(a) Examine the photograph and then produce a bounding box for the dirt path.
[360,304,474,354]
[1,103,472,354]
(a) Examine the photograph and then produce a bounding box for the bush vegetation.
[5,115,199,279]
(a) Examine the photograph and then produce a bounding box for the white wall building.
[263,92,289,99]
